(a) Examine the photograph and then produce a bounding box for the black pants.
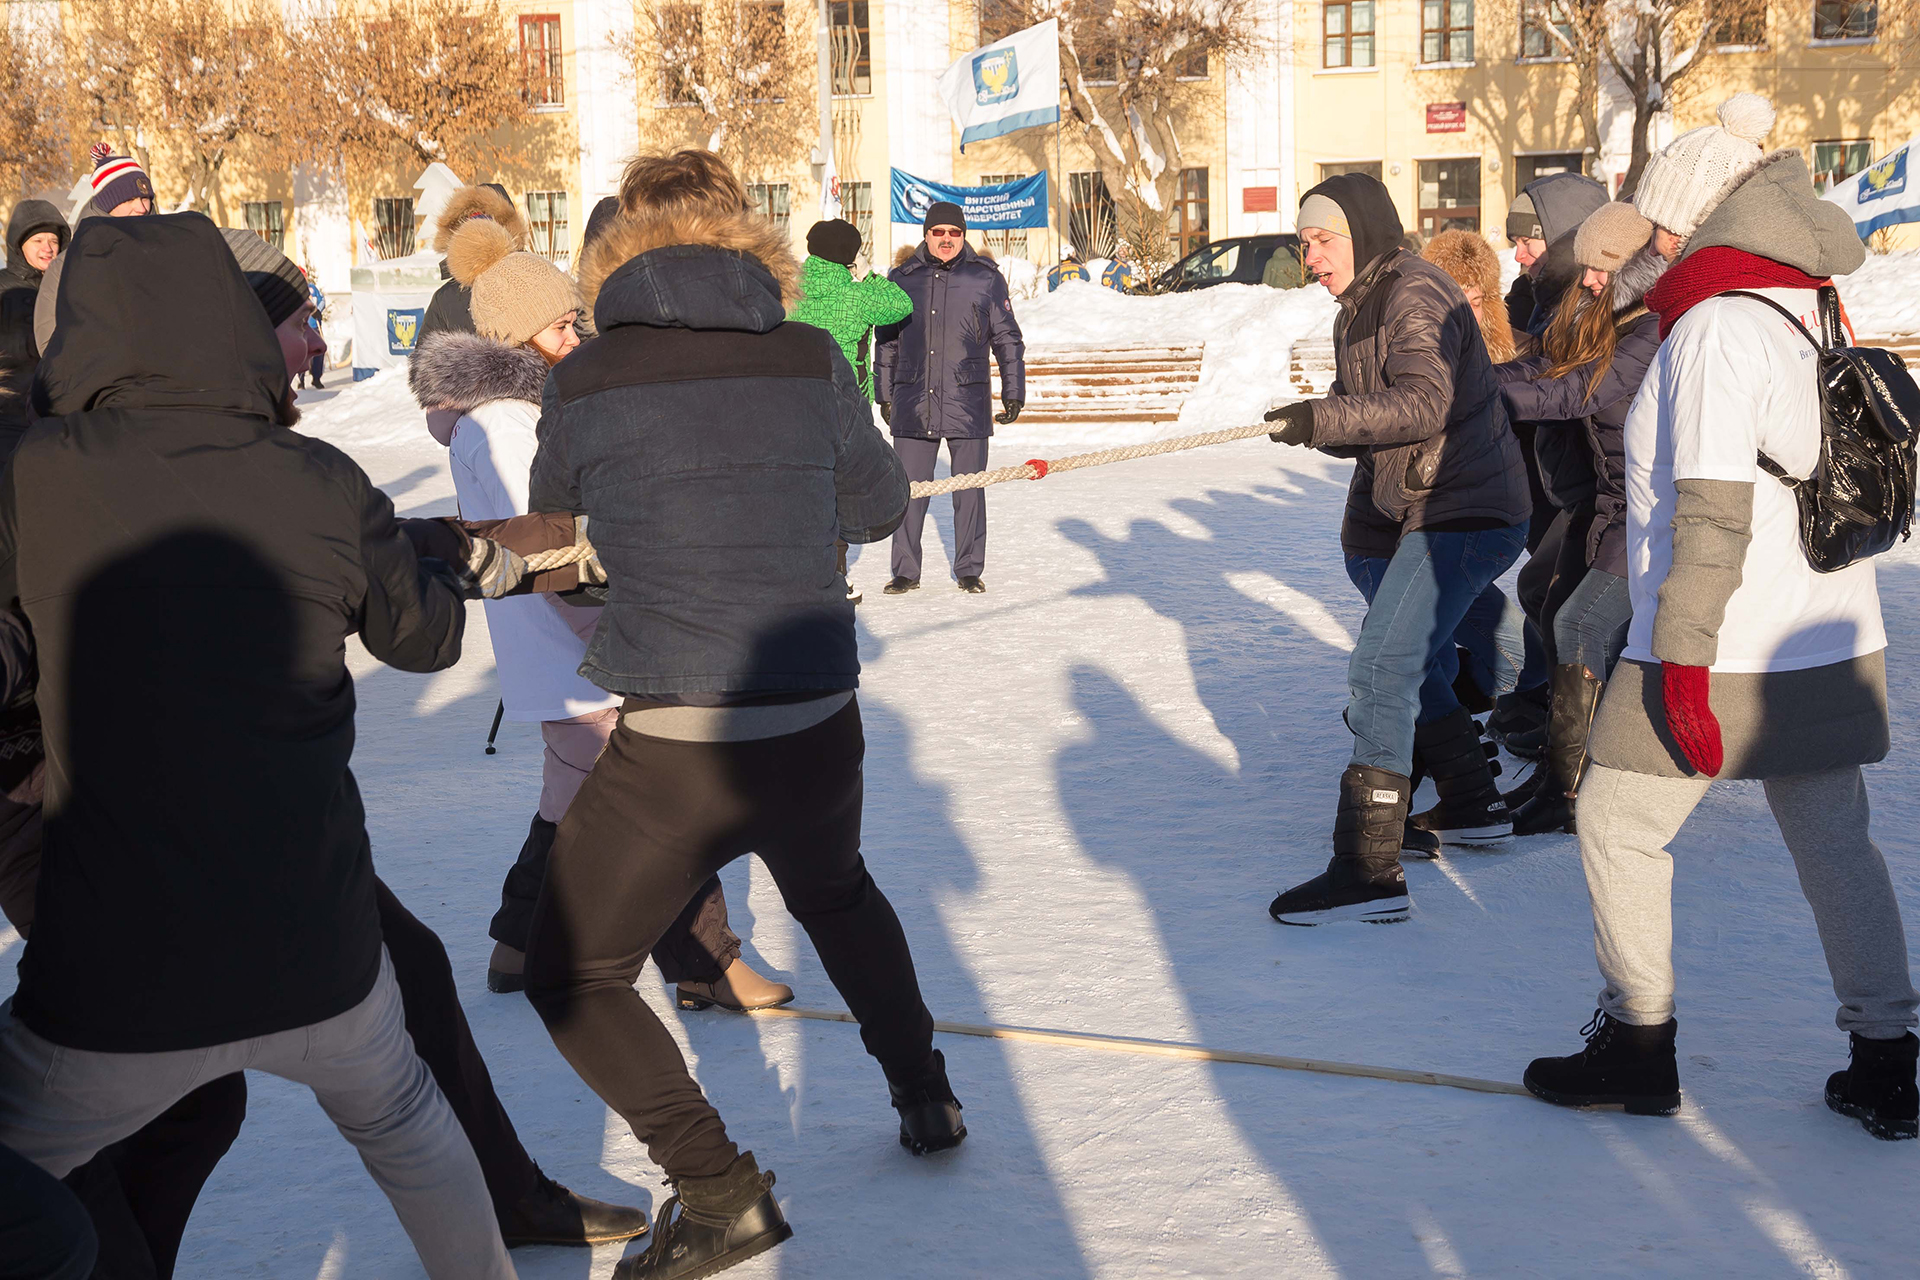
[525,699,936,1181]
[1516,501,1597,671]
[1,1141,95,1280]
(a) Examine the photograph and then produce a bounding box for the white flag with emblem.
[1822,137,1920,239]
[936,18,1061,152]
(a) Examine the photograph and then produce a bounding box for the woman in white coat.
[411,217,792,1012]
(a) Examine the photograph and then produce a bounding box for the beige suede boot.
[676,958,794,1012]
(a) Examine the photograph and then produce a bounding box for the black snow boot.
[1409,709,1512,845]
[613,1152,791,1279]
[1399,750,1440,858]
[1488,686,1549,755]
[1269,766,1412,925]
[501,1171,651,1247]
[889,1048,967,1155]
[1450,646,1494,713]
[1524,1010,1681,1116]
[1826,1031,1919,1140]
[1513,664,1604,837]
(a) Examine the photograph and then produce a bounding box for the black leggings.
[524,699,936,1181]
[1517,501,1597,670]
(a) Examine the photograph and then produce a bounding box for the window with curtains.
[1324,1,1376,67]
[1813,0,1876,38]
[980,173,1028,260]
[1519,0,1574,58]
[1417,159,1481,238]
[748,183,791,235]
[1813,140,1874,193]
[519,14,563,107]
[829,0,870,94]
[245,201,284,251]
[1422,0,1474,62]
[372,197,414,259]
[1169,169,1209,260]
[526,191,569,265]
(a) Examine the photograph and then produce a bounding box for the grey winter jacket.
[1513,172,1609,510]
[1301,175,1530,557]
[1496,247,1667,577]
[527,205,909,701]
[875,243,1025,439]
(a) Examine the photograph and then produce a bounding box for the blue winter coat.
[875,244,1025,440]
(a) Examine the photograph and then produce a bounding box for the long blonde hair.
[1542,278,1624,402]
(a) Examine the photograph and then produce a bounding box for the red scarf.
[1644,244,1830,339]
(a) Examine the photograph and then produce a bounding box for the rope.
[507,416,1288,574]
[752,1006,1530,1099]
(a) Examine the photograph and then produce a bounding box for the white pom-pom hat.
[1631,92,1777,241]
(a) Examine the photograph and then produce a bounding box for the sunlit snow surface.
[8,267,1919,1277]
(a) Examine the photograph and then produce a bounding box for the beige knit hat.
[1631,93,1775,240]
[447,219,581,345]
[1575,202,1653,272]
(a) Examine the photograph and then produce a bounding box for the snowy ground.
[7,283,1920,1277]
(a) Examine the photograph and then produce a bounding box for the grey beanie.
[219,227,308,327]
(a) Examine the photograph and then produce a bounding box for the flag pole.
[1054,114,1063,265]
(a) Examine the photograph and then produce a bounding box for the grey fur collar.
[409,331,548,415]
[1612,245,1669,315]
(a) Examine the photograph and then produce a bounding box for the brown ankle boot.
[677,958,794,1012]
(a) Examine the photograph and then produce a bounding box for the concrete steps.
[995,342,1204,425]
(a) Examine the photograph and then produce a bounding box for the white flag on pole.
[1823,137,1920,239]
[937,18,1061,152]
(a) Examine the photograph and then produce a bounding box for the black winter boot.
[1524,1010,1681,1115]
[1269,766,1412,925]
[1488,686,1549,754]
[613,1152,791,1279]
[500,1171,651,1247]
[1409,709,1512,845]
[1513,664,1604,837]
[1400,750,1440,857]
[1826,1031,1918,1140]
[889,1048,967,1154]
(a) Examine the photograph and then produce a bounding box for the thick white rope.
[753,1005,1529,1098]
[513,417,1285,573]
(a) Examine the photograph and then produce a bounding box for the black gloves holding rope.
[1264,400,1315,447]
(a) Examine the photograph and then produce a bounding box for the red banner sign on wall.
[1242,186,1278,213]
[1426,102,1467,133]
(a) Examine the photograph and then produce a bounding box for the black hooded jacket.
[1299,174,1529,556]
[1,214,466,1052]
[0,200,67,301]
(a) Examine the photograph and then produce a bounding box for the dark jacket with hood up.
[528,204,909,701]
[874,242,1025,440]
[1,200,68,303]
[1504,173,1609,511]
[1497,246,1667,578]
[2,213,467,1053]
[1300,174,1530,558]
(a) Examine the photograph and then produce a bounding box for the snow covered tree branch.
[621,1,810,179]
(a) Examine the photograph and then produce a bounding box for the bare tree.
[295,0,534,176]
[64,0,162,174]
[982,0,1261,276]
[0,17,72,195]
[623,0,810,177]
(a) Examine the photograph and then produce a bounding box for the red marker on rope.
[1025,458,1049,479]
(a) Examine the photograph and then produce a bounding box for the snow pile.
[1016,280,1338,434]
[1837,249,1920,336]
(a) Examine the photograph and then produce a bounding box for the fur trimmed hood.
[576,205,800,313]
[1420,229,1515,362]
[408,330,549,418]
[431,185,528,255]
[1611,244,1669,316]
[1681,148,1866,279]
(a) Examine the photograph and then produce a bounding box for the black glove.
[877,401,892,425]
[1264,399,1315,446]
[398,517,527,600]
[995,398,1023,425]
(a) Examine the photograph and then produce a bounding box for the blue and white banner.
[936,18,1061,151]
[1824,138,1920,238]
[890,169,1050,229]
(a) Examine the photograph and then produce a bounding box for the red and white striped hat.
[89,141,155,213]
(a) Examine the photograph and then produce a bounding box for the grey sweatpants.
[0,950,515,1280]
[891,436,988,580]
[1577,764,1919,1039]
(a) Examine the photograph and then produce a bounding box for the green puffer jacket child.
[788,219,912,401]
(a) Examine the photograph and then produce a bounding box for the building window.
[1813,140,1874,193]
[1067,170,1117,259]
[526,191,569,266]
[1179,47,1210,78]
[245,200,284,251]
[979,174,1027,260]
[1422,0,1474,63]
[1416,159,1480,238]
[1170,168,1209,260]
[518,14,564,107]
[1813,0,1876,38]
[1512,152,1585,194]
[1713,4,1767,45]
[748,182,791,235]
[842,180,874,246]
[1519,1,1574,58]
[1324,1,1376,67]
[1319,160,1384,182]
[373,196,414,259]
[829,1,870,94]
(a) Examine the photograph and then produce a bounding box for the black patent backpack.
[1723,287,1920,573]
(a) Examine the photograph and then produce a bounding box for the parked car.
[1152,234,1307,293]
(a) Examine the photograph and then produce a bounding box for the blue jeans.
[1429,580,1533,705]
[1552,567,1632,676]
[1343,524,1528,775]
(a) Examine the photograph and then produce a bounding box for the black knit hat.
[807,218,862,265]
[923,201,966,233]
[218,227,309,328]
